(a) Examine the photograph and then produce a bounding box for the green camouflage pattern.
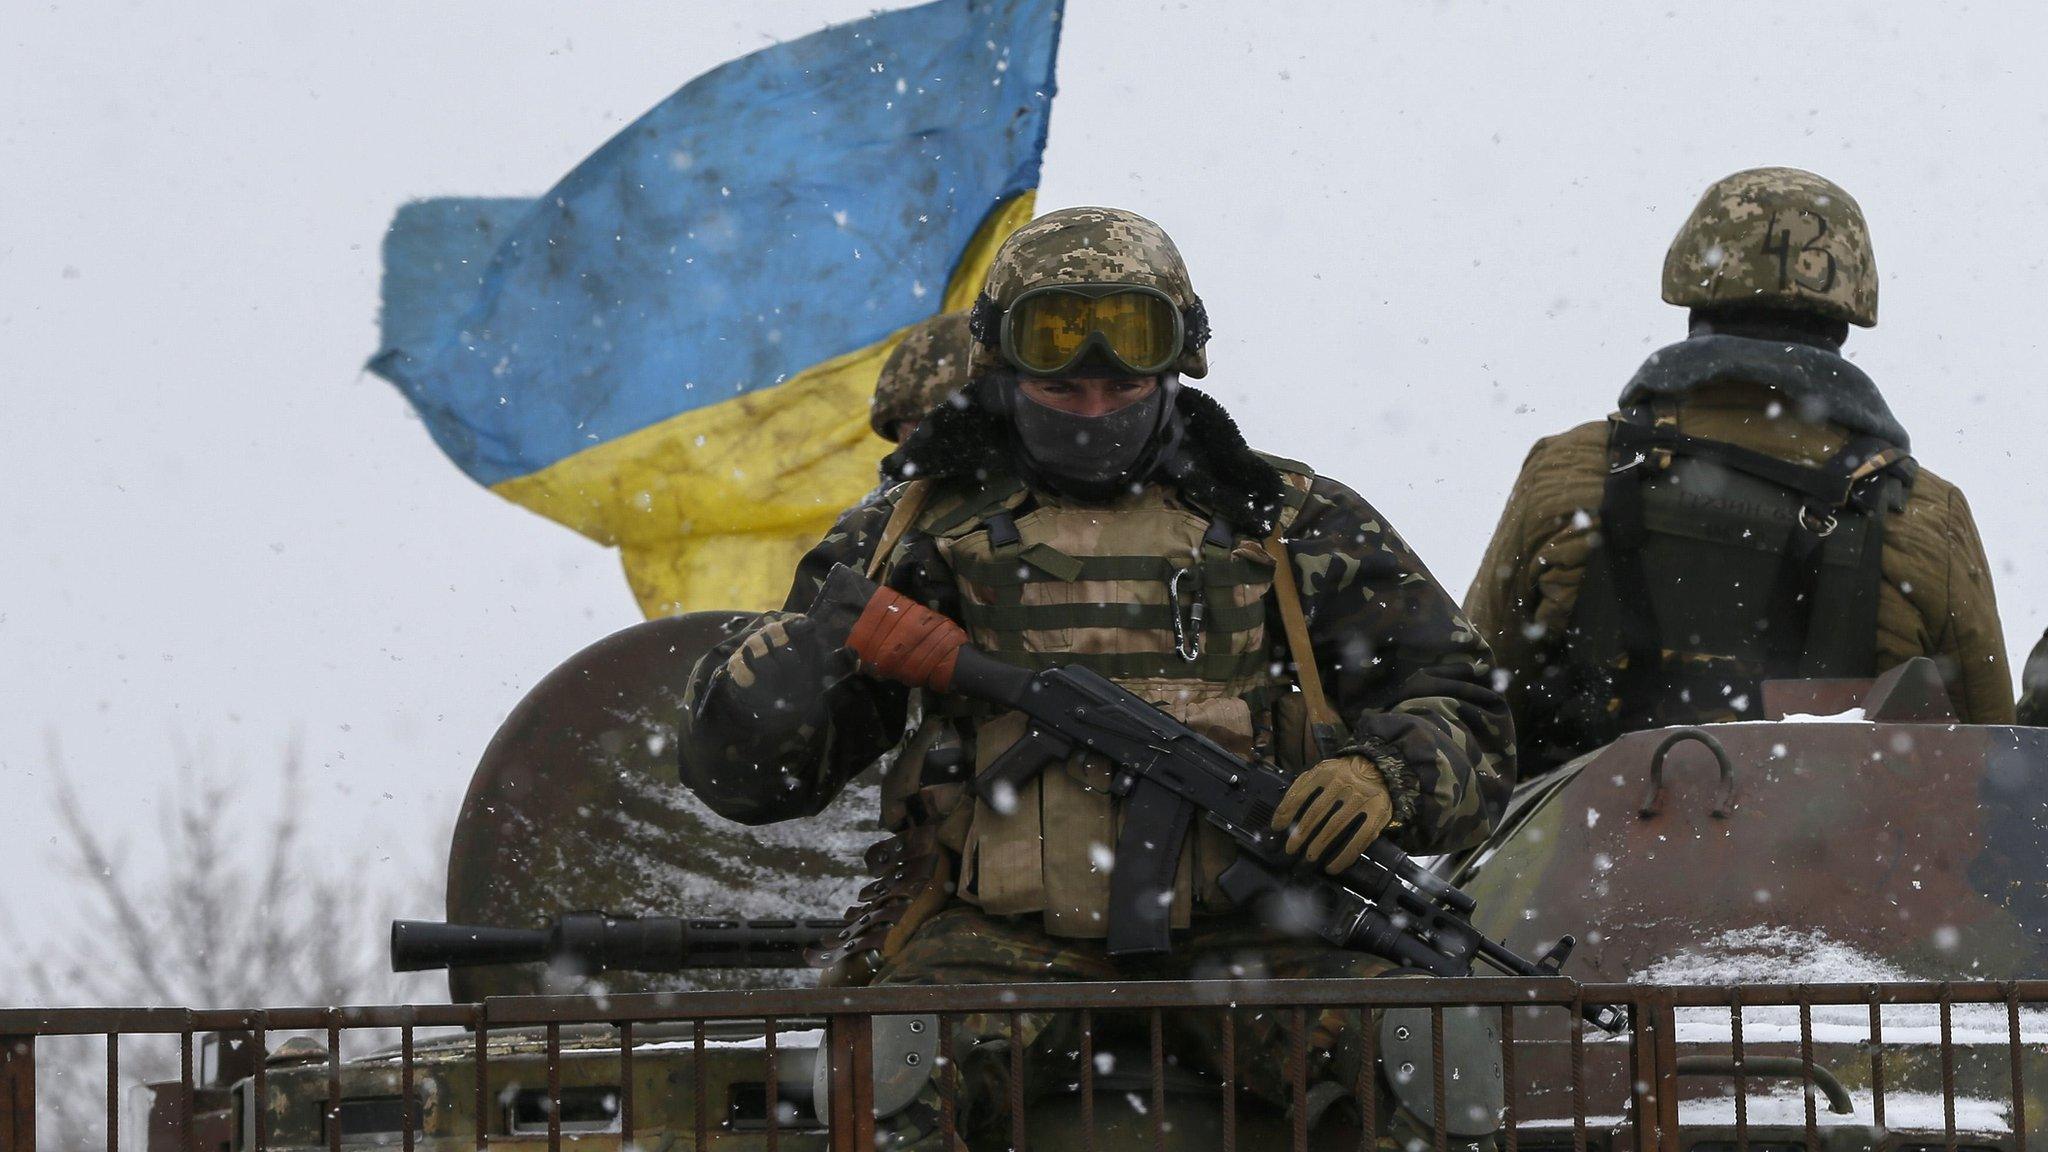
[1661,167,1878,327]
[870,312,973,441]
[680,467,1514,859]
[971,205,1209,379]
[873,904,1395,1149]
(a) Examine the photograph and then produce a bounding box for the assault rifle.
[822,567,1624,1032]
[390,911,842,974]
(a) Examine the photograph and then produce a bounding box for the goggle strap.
[968,292,1003,347]
[1180,296,1209,353]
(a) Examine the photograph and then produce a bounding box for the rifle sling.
[1265,478,1342,729]
[865,479,934,581]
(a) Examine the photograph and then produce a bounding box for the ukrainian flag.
[370,0,1062,615]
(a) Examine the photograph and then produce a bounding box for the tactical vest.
[1540,403,1916,758]
[875,471,1317,939]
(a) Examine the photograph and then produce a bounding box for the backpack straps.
[1597,410,1668,706]
[864,479,934,581]
[1599,404,1915,697]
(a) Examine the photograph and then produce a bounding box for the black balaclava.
[985,372,1185,502]
[1689,304,1850,353]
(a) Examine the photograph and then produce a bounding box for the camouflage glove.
[1270,754,1395,875]
[721,615,856,725]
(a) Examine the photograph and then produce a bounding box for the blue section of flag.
[370,0,1062,488]
[376,198,534,362]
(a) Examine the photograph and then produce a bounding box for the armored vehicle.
[123,616,2048,1152]
[1449,659,2048,1152]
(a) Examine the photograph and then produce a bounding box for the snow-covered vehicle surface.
[1450,657,2048,1151]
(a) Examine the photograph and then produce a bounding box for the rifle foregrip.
[847,584,970,691]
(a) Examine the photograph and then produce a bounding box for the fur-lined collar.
[884,386,1290,537]
[1621,334,1910,449]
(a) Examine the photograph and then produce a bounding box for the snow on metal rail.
[3,978,2043,1152]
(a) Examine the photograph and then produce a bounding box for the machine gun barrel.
[391,911,842,974]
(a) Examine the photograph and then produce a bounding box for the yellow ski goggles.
[998,284,1186,377]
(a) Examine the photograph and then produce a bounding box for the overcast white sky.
[4,1,2045,979]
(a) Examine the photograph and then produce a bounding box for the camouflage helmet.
[1662,167,1878,327]
[969,206,1210,379]
[870,311,971,441]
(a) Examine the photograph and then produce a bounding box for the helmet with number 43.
[1661,165,1879,327]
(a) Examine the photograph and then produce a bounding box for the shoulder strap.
[1263,473,1341,729]
[1597,414,1666,702]
[1609,416,1875,507]
[864,480,934,580]
[1797,436,1908,677]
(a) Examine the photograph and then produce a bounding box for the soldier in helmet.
[679,207,1513,1144]
[2019,630,2048,727]
[871,311,973,448]
[1467,168,2011,774]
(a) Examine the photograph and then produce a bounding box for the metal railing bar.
[2015,983,2031,1152]
[1570,996,1587,1152]
[1079,1007,1096,1152]
[1361,1005,1380,1152]
[2009,984,2028,1152]
[1498,1006,1515,1152]
[1868,990,1886,1131]
[1940,987,1957,1152]
[1588,981,2048,1008]
[477,977,1602,1024]
[471,1006,488,1152]
[822,1012,874,1152]
[179,1025,196,1152]
[253,1014,270,1152]
[1798,993,1816,1152]
[939,1012,958,1150]
[401,1013,416,1152]
[1218,1008,1234,1152]
[1432,1005,1448,1152]
[1150,1007,1168,1152]
[20,975,2048,1038]
[1731,990,1748,1152]
[692,1019,707,1152]
[762,1016,778,1152]
[618,1019,635,1150]
[1008,1011,1026,1152]
[545,1021,561,1152]
[325,1013,341,1152]
[104,1032,117,1152]
[0,1004,478,1036]
[1290,1006,1308,1152]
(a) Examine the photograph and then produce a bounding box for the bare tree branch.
[12,732,444,1151]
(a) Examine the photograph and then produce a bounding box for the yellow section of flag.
[491,191,1036,615]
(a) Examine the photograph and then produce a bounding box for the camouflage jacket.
[680,386,1515,857]
[1467,338,2013,768]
